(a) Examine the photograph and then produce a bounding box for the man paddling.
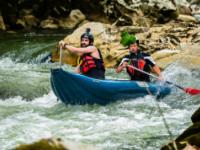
[59,28,105,79]
[116,32,163,82]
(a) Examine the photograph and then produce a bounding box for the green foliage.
[120,32,136,47]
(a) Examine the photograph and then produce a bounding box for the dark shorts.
[130,73,150,82]
[84,68,105,80]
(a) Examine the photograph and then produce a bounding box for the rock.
[40,18,59,29]
[176,122,200,142]
[191,107,200,123]
[13,138,101,150]
[16,19,26,29]
[59,9,86,29]
[177,14,197,22]
[63,22,111,46]
[161,122,200,150]
[161,107,200,150]
[135,17,153,27]
[100,0,178,25]
[190,4,200,22]
[153,43,200,69]
[0,13,6,31]
[178,5,192,15]
[152,49,180,68]
[119,26,149,34]
[14,138,68,150]
[161,142,185,150]
[183,133,200,148]
[16,15,39,30]
[24,15,39,28]
[190,0,200,5]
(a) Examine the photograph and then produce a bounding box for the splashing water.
[0,32,199,150]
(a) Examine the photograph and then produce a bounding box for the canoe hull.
[50,68,171,105]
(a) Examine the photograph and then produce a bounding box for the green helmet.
[120,32,137,47]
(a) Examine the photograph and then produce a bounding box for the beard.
[81,43,89,47]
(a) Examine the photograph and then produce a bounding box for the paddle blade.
[184,87,200,95]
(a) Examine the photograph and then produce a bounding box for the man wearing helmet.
[59,28,105,79]
[116,32,163,82]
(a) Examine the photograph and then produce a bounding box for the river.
[0,32,199,150]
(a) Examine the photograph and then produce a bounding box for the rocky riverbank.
[0,0,200,31]
[51,21,200,69]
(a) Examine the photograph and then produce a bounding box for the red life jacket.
[80,55,96,73]
[80,49,105,74]
[127,59,146,76]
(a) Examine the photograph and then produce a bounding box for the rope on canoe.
[146,84,178,150]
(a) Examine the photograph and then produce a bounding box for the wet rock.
[14,138,68,150]
[161,124,200,150]
[191,107,200,123]
[161,107,200,150]
[176,122,200,142]
[183,133,200,149]
[14,137,101,150]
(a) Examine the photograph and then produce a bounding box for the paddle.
[127,65,200,95]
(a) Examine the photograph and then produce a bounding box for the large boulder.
[152,43,200,69]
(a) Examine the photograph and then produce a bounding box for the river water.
[0,32,199,150]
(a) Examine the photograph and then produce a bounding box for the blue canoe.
[50,68,171,105]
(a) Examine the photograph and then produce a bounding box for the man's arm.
[143,53,163,80]
[59,40,95,54]
[116,61,128,73]
[152,65,163,80]
[65,45,95,54]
